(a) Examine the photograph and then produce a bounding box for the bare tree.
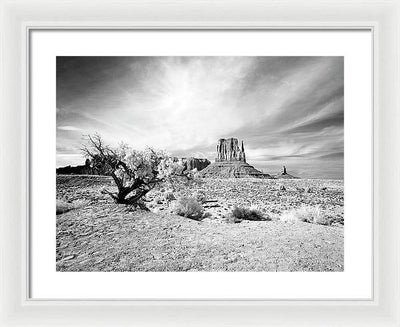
[81,134,183,205]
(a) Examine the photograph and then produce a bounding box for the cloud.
[57,125,82,131]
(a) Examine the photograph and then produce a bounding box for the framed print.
[1,0,399,326]
[31,30,371,300]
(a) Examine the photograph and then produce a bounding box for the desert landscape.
[56,169,344,272]
[56,56,344,272]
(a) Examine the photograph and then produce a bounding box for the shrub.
[193,190,206,203]
[56,199,71,215]
[231,206,268,221]
[280,205,329,225]
[279,210,298,223]
[173,196,204,220]
[56,199,84,215]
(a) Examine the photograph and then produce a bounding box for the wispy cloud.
[57,56,343,179]
[57,125,82,131]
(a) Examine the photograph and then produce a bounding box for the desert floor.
[56,175,344,272]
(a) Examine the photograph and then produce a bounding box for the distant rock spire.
[241,140,246,163]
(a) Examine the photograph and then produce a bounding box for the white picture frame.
[0,0,399,326]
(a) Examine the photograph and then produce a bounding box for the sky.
[57,56,344,179]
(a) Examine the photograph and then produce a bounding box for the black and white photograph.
[56,56,344,272]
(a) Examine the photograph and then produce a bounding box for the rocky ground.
[56,175,344,272]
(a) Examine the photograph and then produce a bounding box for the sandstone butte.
[199,138,272,179]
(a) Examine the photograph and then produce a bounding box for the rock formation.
[274,166,299,179]
[56,159,97,175]
[181,157,211,172]
[200,138,271,179]
[216,138,246,162]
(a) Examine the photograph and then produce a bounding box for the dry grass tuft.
[172,196,205,220]
[280,205,329,225]
[231,206,269,221]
